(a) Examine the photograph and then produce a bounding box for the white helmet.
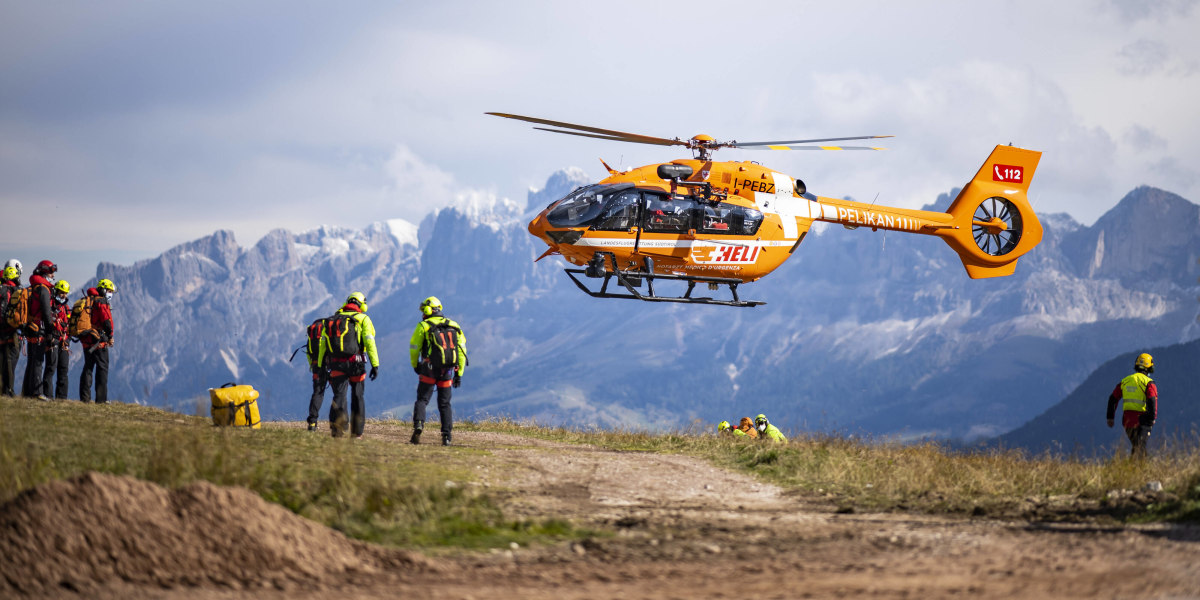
[4,259,21,277]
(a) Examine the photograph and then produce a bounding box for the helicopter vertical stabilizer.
[938,145,1043,279]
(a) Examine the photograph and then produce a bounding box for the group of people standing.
[302,293,467,446]
[0,259,117,403]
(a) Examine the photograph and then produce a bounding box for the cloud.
[1116,38,1200,77]
[1104,0,1198,22]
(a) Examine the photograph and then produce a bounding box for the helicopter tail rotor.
[938,145,1043,279]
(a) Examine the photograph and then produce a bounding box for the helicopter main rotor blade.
[731,135,893,147]
[533,127,679,146]
[487,112,683,147]
[736,144,889,151]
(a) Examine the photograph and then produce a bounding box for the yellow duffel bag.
[209,382,262,429]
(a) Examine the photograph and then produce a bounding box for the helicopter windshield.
[546,184,634,228]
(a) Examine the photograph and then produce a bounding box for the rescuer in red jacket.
[79,280,116,403]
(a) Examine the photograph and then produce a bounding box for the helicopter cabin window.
[591,190,641,231]
[697,204,764,235]
[643,194,695,233]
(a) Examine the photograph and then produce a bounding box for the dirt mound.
[0,472,428,596]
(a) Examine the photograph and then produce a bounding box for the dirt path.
[11,427,1200,599]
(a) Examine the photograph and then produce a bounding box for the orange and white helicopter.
[488,112,1042,307]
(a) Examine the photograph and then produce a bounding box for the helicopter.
[488,112,1043,307]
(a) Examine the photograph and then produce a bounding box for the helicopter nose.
[528,214,549,241]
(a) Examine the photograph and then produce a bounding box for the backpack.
[324,313,362,359]
[425,320,461,370]
[68,296,96,338]
[4,287,31,331]
[306,317,328,360]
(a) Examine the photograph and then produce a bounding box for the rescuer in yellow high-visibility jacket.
[408,296,467,446]
[1106,353,1158,457]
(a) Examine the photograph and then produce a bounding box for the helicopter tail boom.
[937,145,1043,279]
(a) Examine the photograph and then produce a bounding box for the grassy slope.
[3,398,1198,554]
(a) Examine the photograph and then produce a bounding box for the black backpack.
[289,316,331,363]
[325,313,362,359]
[425,320,461,370]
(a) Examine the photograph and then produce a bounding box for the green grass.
[0,397,591,550]
[4,398,1197,556]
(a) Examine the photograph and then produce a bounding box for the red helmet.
[34,260,57,275]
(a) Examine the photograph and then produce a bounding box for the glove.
[369,366,378,381]
[452,375,461,388]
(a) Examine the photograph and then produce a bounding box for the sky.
[2,0,1198,291]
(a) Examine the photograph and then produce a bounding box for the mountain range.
[67,177,1198,446]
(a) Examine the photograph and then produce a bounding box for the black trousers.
[41,342,69,399]
[80,346,109,403]
[414,380,454,436]
[21,338,47,398]
[1125,425,1152,457]
[328,374,365,437]
[0,338,19,397]
[307,368,328,425]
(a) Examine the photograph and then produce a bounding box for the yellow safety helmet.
[54,280,70,295]
[2,266,16,281]
[346,291,368,312]
[717,420,731,432]
[1135,353,1154,373]
[420,296,443,317]
[97,279,116,293]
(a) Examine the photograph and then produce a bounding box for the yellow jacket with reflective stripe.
[1120,372,1152,412]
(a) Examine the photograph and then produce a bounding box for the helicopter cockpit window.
[591,190,641,231]
[545,184,632,228]
[643,194,695,233]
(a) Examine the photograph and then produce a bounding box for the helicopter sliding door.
[639,192,695,261]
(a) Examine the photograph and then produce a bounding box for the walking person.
[79,280,116,403]
[40,280,71,399]
[317,292,379,438]
[0,265,22,397]
[408,296,467,446]
[302,314,331,432]
[20,260,57,400]
[1107,353,1158,457]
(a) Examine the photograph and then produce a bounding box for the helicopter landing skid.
[564,253,764,308]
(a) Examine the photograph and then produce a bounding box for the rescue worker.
[0,266,21,397]
[408,296,467,446]
[717,419,755,438]
[40,280,71,399]
[303,314,332,432]
[21,260,57,400]
[317,292,379,438]
[738,416,760,438]
[1106,353,1158,457]
[79,279,116,403]
[754,414,787,443]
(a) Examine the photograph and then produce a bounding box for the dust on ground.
[4,426,1199,599]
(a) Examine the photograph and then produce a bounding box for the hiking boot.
[36,394,49,402]
[442,434,452,447]
[410,420,423,445]
[306,422,317,432]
